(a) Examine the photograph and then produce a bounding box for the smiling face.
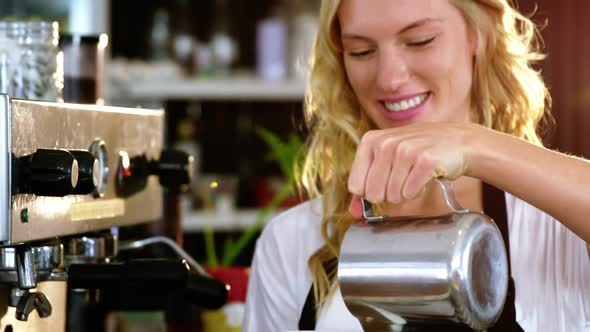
[338,0,477,129]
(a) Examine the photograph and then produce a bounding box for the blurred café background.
[0,0,589,331]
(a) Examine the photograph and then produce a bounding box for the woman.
[244,0,590,331]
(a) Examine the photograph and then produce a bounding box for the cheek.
[414,43,473,96]
[417,50,456,81]
[344,59,373,95]
[446,46,474,98]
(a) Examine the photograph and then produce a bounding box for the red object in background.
[253,176,303,209]
[206,267,250,303]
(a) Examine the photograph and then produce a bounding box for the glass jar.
[60,34,101,104]
[0,21,63,101]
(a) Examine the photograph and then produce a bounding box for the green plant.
[203,126,303,267]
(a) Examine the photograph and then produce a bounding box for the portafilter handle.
[15,291,52,321]
[67,259,228,309]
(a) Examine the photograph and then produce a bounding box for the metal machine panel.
[0,95,164,243]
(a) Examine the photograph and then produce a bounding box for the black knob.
[16,149,78,197]
[152,150,193,189]
[116,150,193,197]
[115,151,148,198]
[69,150,99,195]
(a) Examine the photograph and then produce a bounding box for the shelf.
[182,209,276,232]
[109,77,306,102]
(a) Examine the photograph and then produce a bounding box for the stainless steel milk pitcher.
[338,178,508,331]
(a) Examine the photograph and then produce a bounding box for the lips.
[377,92,432,122]
[382,92,429,112]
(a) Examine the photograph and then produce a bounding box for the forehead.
[338,0,454,32]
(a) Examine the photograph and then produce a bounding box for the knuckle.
[395,140,413,160]
[360,130,378,146]
[415,151,437,169]
[379,136,397,155]
[375,140,390,156]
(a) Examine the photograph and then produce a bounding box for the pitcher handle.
[361,178,469,224]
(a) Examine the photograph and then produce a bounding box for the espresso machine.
[0,94,228,331]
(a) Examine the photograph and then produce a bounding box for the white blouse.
[243,194,590,332]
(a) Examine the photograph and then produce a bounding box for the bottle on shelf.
[149,8,171,61]
[173,104,202,210]
[209,0,238,76]
[256,3,288,81]
[172,0,195,75]
[288,0,319,80]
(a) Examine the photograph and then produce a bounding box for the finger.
[386,140,413,204]
[348,195,363,219]
[364,137,396,203]
[402,152,436,200]
[348,131,380,196]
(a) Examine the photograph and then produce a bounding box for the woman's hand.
[348,121,590,242]
[347,122,479,204]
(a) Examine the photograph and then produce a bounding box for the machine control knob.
[115,151,145,198]
[16,149,79,197]
[152,150,193,189]
[69,150,99,195]
[116,150,193,197]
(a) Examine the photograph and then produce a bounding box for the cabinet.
[107,74,306,235]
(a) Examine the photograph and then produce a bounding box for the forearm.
[469,126,590,242]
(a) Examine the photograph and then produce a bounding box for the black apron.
[298,183,524,331]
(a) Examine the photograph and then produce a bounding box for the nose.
[376,48,410,92]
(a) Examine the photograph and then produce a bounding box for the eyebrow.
[342,18,442,41]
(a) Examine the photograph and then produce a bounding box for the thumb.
[348,195,363,219]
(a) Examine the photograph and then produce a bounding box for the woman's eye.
[407,36,436,47]
[348,49,373,57]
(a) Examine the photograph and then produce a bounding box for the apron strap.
[482,183,523,332]
[482,182,512,277]
[298,283,318,330]
[298,257,336,330]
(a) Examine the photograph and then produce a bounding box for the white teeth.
[384,93,428,112]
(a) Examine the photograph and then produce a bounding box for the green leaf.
[221,181,294,266]
[204,221,218,268]
[219,126,302,266]
[254,126,303,182]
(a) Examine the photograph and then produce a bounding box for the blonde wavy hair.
[297,0,551,312]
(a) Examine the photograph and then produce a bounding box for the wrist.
[463,124,505,181]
